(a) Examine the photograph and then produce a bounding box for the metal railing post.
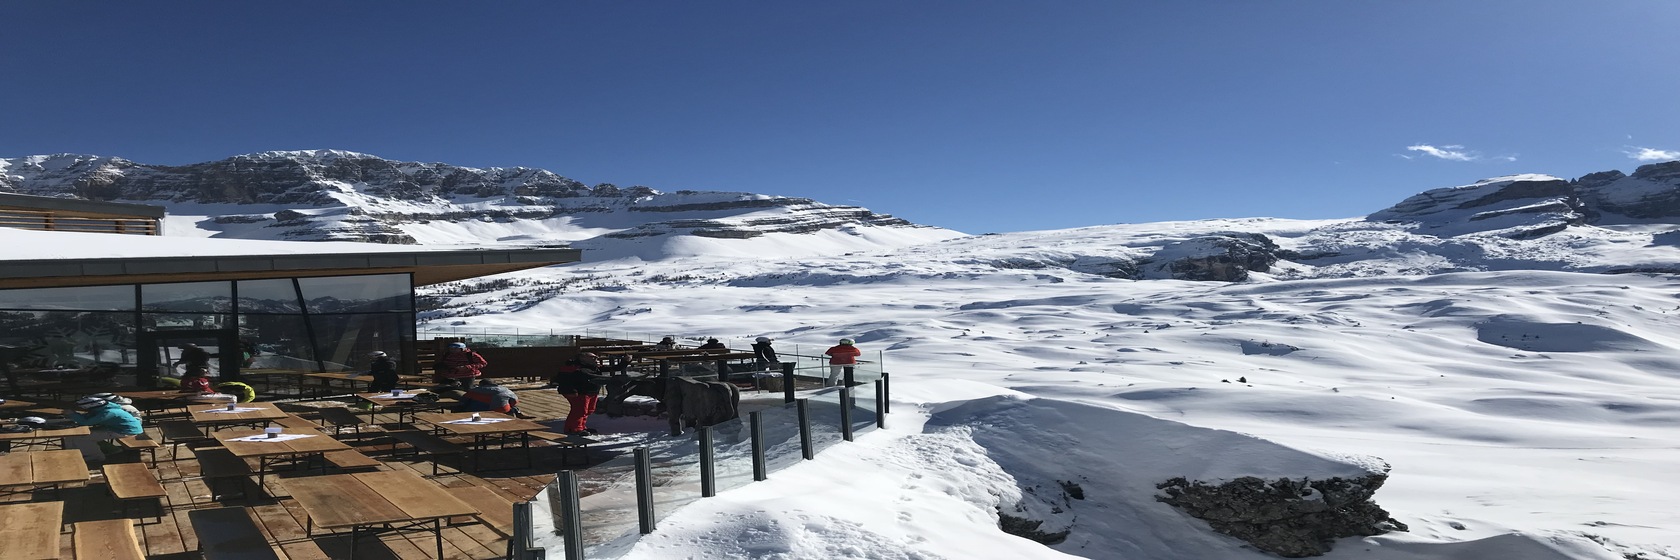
[511,501,546,560]
[875,380,886,429]
[635,447,655,534]
[840,386,854,442]
[796,399,813,460]
[881,371,890,415]
[750,411,766,481]
[843,366,855,387]
[699,426,716,497]
[781,362,796,403]
[555,471,584,560]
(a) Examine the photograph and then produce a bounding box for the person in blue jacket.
[66,395,144,462]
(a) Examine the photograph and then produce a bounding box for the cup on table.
[391,389,402,396]
[470,412,481,421]
[226,403,237,411]
[265,427,283,439]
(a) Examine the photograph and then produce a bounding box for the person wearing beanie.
[698,338,727,350]
[752,337,779,371]
[458,378,521,416]
[823,338,862,387]
[179,365,214,393]
[654,336,677,351]
[434,342,487,387]
[66,395,143,462]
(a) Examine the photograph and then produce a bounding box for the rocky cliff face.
[1366,162,1680,237]
[1157,473,1408,557]
[0,151,951,252]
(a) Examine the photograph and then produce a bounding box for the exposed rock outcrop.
[1156,473,1407,558]
[1142,233,1281,282]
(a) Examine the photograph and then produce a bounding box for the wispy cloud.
[1626,147,1680,162]
[1406,144,1479,161]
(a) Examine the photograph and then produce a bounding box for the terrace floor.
[1,384,593,560]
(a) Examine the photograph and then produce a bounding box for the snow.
[414,222,1680,559]
[8,173,1680,558]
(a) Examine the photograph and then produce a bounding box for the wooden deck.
[0,385,586,560]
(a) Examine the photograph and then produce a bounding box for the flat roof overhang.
[0,192,167,219]
[0,247,582,289]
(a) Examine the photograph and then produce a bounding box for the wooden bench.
[188,506,282,560]
[530,430,599,466]
[444,486,515,536]
[102,463,168,522]
[317,407,368,436]
[322,449,384,471]
[193,447,253,501]
[115,432,161,466]
[158,419,210,459]
[388,430,467,476]
[73,519,145,560]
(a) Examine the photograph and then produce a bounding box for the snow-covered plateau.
[7,152,1680,558]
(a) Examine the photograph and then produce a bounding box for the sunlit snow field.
[430,233,1680,560]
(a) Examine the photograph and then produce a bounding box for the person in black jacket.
[698,338,726,350]
[751,337,779,371]
[366,351,399,392]
[552,352,610,435]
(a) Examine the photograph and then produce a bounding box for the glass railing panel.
[851,382,880,436]
[757,399,806,474]
[573,455,642,559]
[710,416,755,494]
[805,389,846,456]
[645,436,704,527]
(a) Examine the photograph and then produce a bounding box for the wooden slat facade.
[0,206,161,236]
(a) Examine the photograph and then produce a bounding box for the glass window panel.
[141,312,231,332]
[237,314,318,372]
[0,285,135,311]
[142,282,232,312]
[298,274,410,313]
[0,310,137,371]
[236,279,302,314]
[307,313,413,372]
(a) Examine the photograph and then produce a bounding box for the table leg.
[524,432,532,469]
[435,518,444,559]
[349,525,359,560]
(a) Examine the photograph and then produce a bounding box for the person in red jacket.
[823,338,862,387]
[178,366,215,393]
[434,342,487,387]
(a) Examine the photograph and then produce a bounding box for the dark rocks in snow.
[1156,473,1407,558]
[1148,233,1281,282]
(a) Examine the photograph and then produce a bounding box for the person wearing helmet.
[823,338,862,387]
[434,342,487,387]
[551,351,609,435]
[698,338,726,351]
[88,392,143,417]
[66,395,143,462]
[365,350,400,392]
[752,337,779,371]
[654,336,678,351]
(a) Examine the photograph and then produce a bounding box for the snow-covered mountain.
[0,150,962,261]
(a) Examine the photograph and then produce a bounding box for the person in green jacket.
[66,395,144,462]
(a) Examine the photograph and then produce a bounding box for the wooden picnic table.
[189,401,289,430]
[0,501,65,560]
[305,372,430,397]
[0,425,91,450]
[286,470,478,560]
[213,425,353,486]
[0,449,90,496]
[354,391,455,427]
[414,411,547,472]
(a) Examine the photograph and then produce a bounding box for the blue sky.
[3,2,1677,234]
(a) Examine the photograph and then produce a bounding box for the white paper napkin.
[370,394,418,400]
[442,417,514,425]
[200,407,265,414]
[227,433,316,442]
